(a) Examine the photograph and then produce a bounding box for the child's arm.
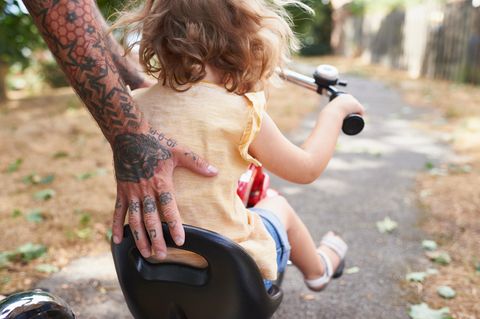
[249,94,365,184]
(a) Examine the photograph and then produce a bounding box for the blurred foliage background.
[0,0,479,102]
[0,0,335,102]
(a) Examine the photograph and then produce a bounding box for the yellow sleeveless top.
[132,82,277,280]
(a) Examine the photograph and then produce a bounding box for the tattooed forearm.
[113,133,171,182]
[89,1,149,90]
[111,52,148,90]
[23,0,146,141]
[143,196,157,214]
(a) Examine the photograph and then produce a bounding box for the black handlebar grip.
[342,114,364,136]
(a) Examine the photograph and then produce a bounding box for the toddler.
[115,0,365,291]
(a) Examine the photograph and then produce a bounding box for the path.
[37,70,449,319]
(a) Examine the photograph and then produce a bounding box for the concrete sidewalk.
[37,71,449,319]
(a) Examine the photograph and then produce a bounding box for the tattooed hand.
[112,133,218,258]
[24,0,218,259]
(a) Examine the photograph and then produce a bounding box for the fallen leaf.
[76,172,95,181]
[422,240,438,251]
[16,243,47,262]
[26,209,44,224]
[345,266,360,274]
[426,268,439,275]
[426,251,451,265]
[35,264,59,274]
[52,151,69,159]
[40,175,55,184]
[437,286,456,299]
[376,217,398,233]
[0,252,13,268]
[34,189,56,201]
[75,228,92,239]
[408,303,451,319]
[105,229,113,242]
[300,293,316,301]
[11,209,22,218]
[6,159,23,173]
[406,272,428,282]
[79,213,91,227]
[424,162,435,170]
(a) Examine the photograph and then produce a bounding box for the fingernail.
[207,165,218,174]
[140,249,151,257]
[156,251,167,259]
[113,236,120,244]
[174,236,185,246]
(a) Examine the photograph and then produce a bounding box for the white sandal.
[304,232,348,292]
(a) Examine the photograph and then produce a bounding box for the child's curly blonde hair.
[114,0,310,94]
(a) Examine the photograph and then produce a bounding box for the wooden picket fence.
[338,0,480,84]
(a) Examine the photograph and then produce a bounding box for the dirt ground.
[1,57,479,318]
[299,56,480,319]
[0,81,319,295]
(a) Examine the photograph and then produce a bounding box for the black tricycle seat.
[111,224,283,319]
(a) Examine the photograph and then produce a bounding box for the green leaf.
[52,151,69,159]
[76,172,95,181]
[0,252,13,268]
[437,286,456,299]
[409,303,451,319]
[11,209,22,218]
[76,168,107,181]
[40,175,55,184]
[105,229,113,242]
[23,173,53,185]
[75,228,92,239]
[426,268,439,276]
[26,209,44,224]
[79,213,91,227]
[22,173,41,185]
[35,264,59,274]
[95,168,108,176]
[16,243,47,262]
[345,266,360,274]
[406,272,428,282]
[422,240,438,251]
[33,189,56,201]
[6,158,23,173]
[376,217,398,233]
[424,162,435,170]
[0,276,11,285]
[426,251,451,265]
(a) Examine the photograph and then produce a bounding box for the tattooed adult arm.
[92,4,154,90]
[23,0,218,258]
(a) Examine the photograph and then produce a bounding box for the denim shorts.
[250,207,291,291]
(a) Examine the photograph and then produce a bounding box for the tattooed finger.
[143,195,157,214]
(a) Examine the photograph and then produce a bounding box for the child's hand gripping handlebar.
[278,65,365,136]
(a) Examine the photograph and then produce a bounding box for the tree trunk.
[0,62,8,104]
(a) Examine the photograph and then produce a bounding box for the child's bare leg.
[255,196,341,280]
